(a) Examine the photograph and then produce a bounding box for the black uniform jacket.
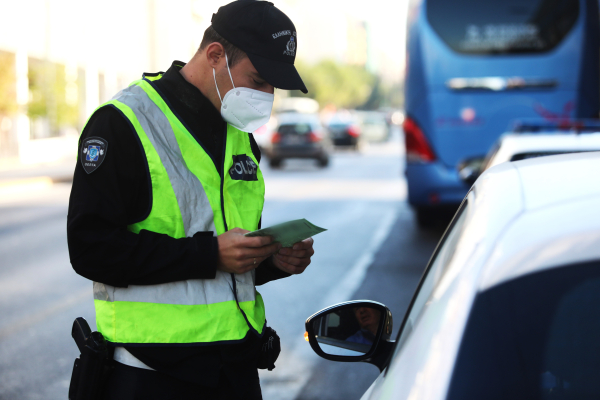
[67,61,289,387]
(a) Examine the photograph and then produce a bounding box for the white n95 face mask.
[213,54,274,133]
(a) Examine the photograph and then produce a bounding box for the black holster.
[68,317,114,400]
[257,326,281,371]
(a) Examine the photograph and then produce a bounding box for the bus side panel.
[576,0,600,118]
[430,90,579,167]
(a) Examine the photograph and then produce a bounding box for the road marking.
[0,288,90,340]
[260,208,399,400]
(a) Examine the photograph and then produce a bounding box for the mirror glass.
[311,305,382,356]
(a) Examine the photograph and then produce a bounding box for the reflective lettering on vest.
[229,154,258,181]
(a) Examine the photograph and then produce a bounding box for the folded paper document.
[244,219,326,248]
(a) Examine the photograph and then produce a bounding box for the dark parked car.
[268,113,331,168]
[326,115,361,149]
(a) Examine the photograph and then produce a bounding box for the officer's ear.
[205,42,226,69]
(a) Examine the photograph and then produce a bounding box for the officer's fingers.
[278,247,307,258]
[292,237,314,250]
[243,235,275,248]
[273,253,302,267]
[279,243,314,258]
[237,255,268,273]
[274,255,309,274]
[242,243,280,259]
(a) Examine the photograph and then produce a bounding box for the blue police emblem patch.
[87,145,100,161]
[81,137,108,174]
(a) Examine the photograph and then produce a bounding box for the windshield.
[427,0,579,55]
[278,123,313,135]
[447,260,600,399]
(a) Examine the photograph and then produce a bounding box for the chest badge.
[229,155,258,181]
[81,137,108,174]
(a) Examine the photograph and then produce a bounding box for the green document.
[244,219,327,248]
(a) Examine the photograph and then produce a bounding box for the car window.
[279,123,312,135]
[328,123,352,129]
[510,150,584,162]
[392,200,470,358]
[447,260,600,400]
[427,0,579,55]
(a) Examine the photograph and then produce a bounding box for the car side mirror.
[305,300,395,371]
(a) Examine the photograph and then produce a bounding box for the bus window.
[427,0,579,55]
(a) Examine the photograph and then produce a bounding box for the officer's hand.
[272,237,314,275]
[217,228,282,274]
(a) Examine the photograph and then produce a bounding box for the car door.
[361,199,471,400]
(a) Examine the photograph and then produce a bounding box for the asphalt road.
[0,130,445,400]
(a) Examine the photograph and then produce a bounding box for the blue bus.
[403,0,599,226]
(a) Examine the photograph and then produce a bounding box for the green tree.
[291,59,377,109]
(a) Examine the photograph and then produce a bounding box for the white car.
[354,111,390,142]
[305,152,600,400]
[458,125,600,185]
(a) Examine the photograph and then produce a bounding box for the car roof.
[487,133,600,167]
[475,151,600,290]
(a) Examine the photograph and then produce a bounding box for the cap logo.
[284,36,296,56]
[272,30,292,39]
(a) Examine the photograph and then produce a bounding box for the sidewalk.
[0,157,76,196]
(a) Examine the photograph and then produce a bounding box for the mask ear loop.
[213,68,223,103]
[213,52,235,105]
[225,53,235,89]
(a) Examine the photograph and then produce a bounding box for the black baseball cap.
[211,0,308,93]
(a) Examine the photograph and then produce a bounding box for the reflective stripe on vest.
[92,76,265,345]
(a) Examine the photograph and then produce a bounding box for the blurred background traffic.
[2,0,599,399]
[0,0,405,167]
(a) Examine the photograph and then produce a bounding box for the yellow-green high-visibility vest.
[92,73,266,345]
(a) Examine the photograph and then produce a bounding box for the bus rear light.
[403,117,436,162]
[429,193,441,204]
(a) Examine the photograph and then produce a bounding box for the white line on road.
[260,207,399,400]
[319,208,399,309]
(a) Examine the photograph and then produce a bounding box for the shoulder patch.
[81,136,108,174]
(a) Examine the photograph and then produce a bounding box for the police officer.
[67,1,313,398]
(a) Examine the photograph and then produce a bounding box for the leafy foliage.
[290,59,377,109]
[289,59,405,110]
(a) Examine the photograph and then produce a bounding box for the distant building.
[0,0,204,163]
